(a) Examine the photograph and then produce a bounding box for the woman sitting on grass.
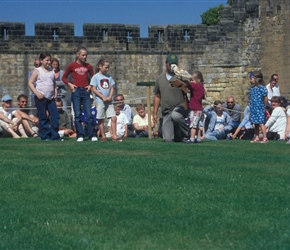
[133,103,155,138]
[265,96,286,140]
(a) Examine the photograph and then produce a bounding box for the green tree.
[201,4,224,26]
[227,0,233,5]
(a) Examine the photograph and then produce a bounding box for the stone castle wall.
[0,0,268,111]
[260,0,290,96]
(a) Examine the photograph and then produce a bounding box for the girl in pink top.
[28,52,61,141]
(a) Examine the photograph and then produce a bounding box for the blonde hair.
[75,45,87,61]
[136,103,145,112]
[192,70,204,85]
[96,58,110,73]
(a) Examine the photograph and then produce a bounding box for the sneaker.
[77,137,84,142]
[286,140,290,144]
[183,138,195,144]
[196,138,202,143]
[113,138,123,142]
[91,137,98,142]
[42,138,51,141]
[54,138,64,141]
[260,138,269,143]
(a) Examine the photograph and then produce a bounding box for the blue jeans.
[205,129,226,140]
[136,130,149,138]
[71,88,95,139]
[34,97,60,140]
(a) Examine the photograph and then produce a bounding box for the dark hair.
[38,52,51,67]
[39,52,51,61]
[114,94,124,101]
[96,58,110,73]
[252,71,264,86]
[271,73,278,79]
[55,98,63,104]
[270,96,281,104]
[214,100,222,106]
[17,94,28,101]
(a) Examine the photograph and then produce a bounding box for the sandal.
[260,138,269,143]
[250,137,260,143]
[32,132,39,138]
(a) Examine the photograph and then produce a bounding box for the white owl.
[170,64,192,79]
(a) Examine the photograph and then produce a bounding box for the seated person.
[0,94,27,138]
[114,94,135,137]
[203,100,233,140]
[230,105,254,140]
[266,77,279,108]
[81,95,98,138]
[133,103,155,138]
[16,94,39,137]
[108,104,128,140]
[285,103,290,144]
[198,113,205,140]
[265,96,286,140]
[222,96,241,132]
[56,98,75,137]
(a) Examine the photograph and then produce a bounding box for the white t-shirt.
[108,113,128,137]
[0,107,16,119]
[214,115,225,130]
[90,73,115,104]
[133,114,153,127]
[265,106,286,139]
[266,83,280,105]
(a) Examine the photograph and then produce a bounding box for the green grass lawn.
[0,137,289,249]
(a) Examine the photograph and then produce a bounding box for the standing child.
[183,71,205,143]
[62,46,97,142]
[28,52,61,141]
[90,58,118,142]
[249,71,268,143]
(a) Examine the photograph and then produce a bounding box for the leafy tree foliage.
[201,4,224,26]
[201,0,233,26]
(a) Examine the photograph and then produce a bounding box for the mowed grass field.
[0,137,290,249]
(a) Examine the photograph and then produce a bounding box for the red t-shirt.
[62,61,94,87]
[188,83,205,111]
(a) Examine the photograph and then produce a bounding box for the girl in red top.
[184,70,206,143]
[62,46,97,142]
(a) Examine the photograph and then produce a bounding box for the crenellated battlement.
[0,0,259,53]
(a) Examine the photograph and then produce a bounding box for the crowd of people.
[1,49,290,144]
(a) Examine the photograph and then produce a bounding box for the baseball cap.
[166,54,178,65]
[2,94,12,102]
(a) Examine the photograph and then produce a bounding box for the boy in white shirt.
[108,105,128,141]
